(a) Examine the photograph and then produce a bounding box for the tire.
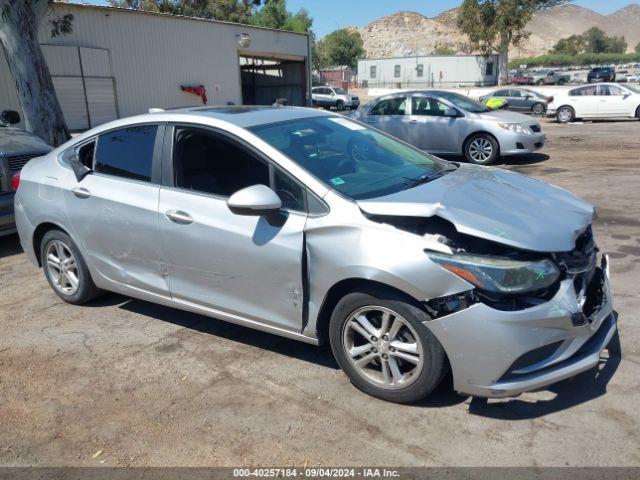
[532,103,545,116]
[536,79,544,86]
[464,133,499,165]
[635,106,640,120]
[41,230,102,305]
[556,105,575,124]
[329,287,447,403]
[558,79,566,86]
[336,100,345,111]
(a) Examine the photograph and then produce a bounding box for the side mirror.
[227,184,282,215]
[69,154,92,182]
[443,107,460,118]
[1,110,20,125]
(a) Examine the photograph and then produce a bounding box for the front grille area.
[530,124,541,133]
[7,154,36,172]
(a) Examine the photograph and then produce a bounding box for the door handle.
[165,210,194,225]
[71,187,91,199]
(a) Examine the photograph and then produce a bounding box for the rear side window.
[570,86,597,96]
[95,125,157,181]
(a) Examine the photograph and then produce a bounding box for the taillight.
[12,171,21,191]
[547,96,554,104]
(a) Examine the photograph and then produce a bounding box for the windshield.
[250,116,452,200]
[333,87,348,95]
[435,91,491,113]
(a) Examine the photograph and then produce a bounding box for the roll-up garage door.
[85,78,118,127]
[51,77,89,131]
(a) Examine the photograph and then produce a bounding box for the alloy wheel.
[45,240,80,295]
[350,140,371,162]
[532,103,545,115]
[468,137,494,163]
[558,107,573,123]
[342,306,424,390]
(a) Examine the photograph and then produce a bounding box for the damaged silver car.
[14,106,616,403]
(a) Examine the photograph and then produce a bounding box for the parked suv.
[14,106,615,403]
[588,67,616,83]
[312,86,360,111]
[0,110,52,236]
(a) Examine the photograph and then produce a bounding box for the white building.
[357,54,500,88]
[0,3,312,131]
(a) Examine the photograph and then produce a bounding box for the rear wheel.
[329,287,447,403]
[464,133,499,165]
[41,230,101,304]
[536,79,545,86]
[556,106,575,124]
[636,106,640,119]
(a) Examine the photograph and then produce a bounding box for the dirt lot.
[1,119,639,467]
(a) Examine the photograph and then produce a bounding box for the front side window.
[94,125,157,181]
[173,127,269,198]
[370,66,377,79]
[394,65,401,78]
[599,85,624,96]
[411,97,449,117]
[370,97,407,116]
[249,116,450,200]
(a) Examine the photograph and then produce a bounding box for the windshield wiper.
[403,166,457,190]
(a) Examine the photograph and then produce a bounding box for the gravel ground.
[0,118,639,467]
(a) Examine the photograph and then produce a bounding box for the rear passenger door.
[64,124,168,296]
[365,96,409,142]
[158,125,308,332]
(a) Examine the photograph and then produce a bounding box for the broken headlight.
[428,252,560,294]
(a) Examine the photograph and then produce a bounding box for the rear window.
[94,125,157,182]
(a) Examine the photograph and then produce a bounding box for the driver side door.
[158,125,308,332]
[406,95,461,153]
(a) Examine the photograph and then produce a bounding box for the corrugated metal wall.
[0,4,309,130]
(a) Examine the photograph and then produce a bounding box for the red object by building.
[180,85,208,105]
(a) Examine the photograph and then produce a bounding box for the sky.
[73,0,640,37]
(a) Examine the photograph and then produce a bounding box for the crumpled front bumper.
[426,255,616,398]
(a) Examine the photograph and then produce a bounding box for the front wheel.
[635,106,640,120]
[329,288,447,403]
[336,100,345,111]
[556,106,575,124]
[464,133,499,165]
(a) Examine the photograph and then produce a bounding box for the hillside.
[355,3,640,60]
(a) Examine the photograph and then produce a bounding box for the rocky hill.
[355,3,640,59]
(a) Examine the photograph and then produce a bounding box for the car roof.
[158,105,332,127]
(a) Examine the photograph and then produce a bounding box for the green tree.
[551,34,585,55]
[248,0,312,34]
[316,29,363,69]
[0,0,72,146]
[109,0,258,22]
[433,44,456,55]
[636,41,640,54]
[582,27,610,53]
[457,0,571,85]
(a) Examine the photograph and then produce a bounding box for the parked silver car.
[350,90,545,165]
[479,88,551,115]
[15,106,616,403]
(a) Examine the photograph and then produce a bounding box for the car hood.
[0,127,51,157]
[357,164,594,253]
[476,110,537,124]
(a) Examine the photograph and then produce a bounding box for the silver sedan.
[15,106,615,403]
[349,90,546,165]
